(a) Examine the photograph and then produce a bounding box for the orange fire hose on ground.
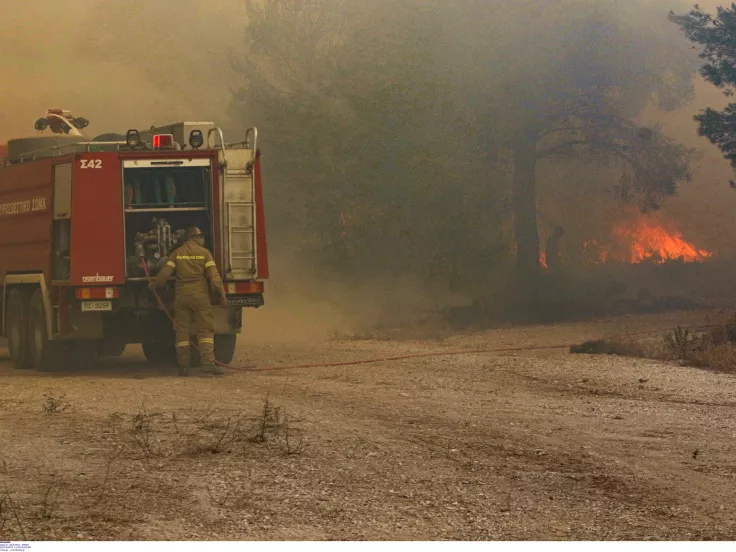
[141,257,723,374]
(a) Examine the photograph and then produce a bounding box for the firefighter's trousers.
[173,290,216,367]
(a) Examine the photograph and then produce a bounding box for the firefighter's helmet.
[184,227,203,242]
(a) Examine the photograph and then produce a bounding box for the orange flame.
[612,216,711,264]
[583,239,610,264]
[584,214,711,265]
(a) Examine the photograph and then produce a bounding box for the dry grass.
[570,314,736,373]
[688,343,736,372]
[0,394,305,540]
[122,396,304,459]
[569,339,648,358]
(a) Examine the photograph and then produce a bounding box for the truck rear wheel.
[96,340,126,358]
[142,341,174,365]
[7,288,31,369]
[214,334,237,365]
[28,289,69,372]
[69,340,98,370]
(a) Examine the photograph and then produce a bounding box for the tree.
[233,0,698,314]
[449,0,697,295]
[671,4,736,184]
[234,0,508,290]
[510,95,693,292]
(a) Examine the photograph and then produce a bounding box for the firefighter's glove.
[219,294,228,308]
[148,281,158,292]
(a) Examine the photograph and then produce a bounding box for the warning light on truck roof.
[152,134,174,150]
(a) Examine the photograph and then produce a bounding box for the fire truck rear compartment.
[122,163,213,279]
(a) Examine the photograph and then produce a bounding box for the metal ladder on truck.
[209,127,259,280]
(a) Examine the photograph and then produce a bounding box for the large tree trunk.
[512,136,540,314]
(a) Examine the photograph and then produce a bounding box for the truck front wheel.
[28,289,69,372]
[7,289,31,369]
[214,334,237,365]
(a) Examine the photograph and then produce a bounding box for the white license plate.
[81,301,112,312]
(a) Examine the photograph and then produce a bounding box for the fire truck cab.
[0,110,268,371]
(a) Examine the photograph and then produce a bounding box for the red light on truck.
[75,287,119,300]
[152,134,174,150]
[225,281,264,295]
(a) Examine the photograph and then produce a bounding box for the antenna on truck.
[34,109,89,138]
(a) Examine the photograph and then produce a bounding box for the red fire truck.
[0,109,268,371]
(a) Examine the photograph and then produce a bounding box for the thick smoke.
[3,0,736,329]
[0,0,245,140]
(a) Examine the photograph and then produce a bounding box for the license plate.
[81,301,112,312]
[227,294,264,307]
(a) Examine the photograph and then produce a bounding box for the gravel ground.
[1,309,735,540]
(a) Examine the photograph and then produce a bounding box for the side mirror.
[34,118,49,131]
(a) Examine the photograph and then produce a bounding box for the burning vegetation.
[582,211,712,266]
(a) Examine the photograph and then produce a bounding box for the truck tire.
[142,341,174,365]
[69,340,98,370]
[96,340,126,357]
[214,334,237,365]
[28,289,69,372]
[6,289,31,369]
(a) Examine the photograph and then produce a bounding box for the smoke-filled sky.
[0,0,247,137]
[2,0,736,256]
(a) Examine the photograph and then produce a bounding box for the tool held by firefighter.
[148,227,228,376]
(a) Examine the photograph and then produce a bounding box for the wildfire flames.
[583,214,712,265]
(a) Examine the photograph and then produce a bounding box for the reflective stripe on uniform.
[204,261,216,268]
[176,255,206,260]
[166,261,176,268]
[199,338,215,344]
[175,341,190,348]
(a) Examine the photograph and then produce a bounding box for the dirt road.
[1,310,735,540]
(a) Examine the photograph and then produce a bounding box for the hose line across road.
[140,257,719,374]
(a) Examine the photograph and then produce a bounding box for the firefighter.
[545,225,565,271]
[148,227,228,376]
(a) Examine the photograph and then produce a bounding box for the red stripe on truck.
[254,151,269,279]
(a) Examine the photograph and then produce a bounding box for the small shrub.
[130,409,162,458]
[250,393,282,444]
[569,339,646,357]
[688,343,736,372]
[42,393,71,414]
[664,326,693,359]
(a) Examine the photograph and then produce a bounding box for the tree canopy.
[671,4,736,179]
[233,0,700,305]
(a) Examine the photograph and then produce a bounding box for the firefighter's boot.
[198,334,221,375]
[201,364,224,376]
[175,342,191,377]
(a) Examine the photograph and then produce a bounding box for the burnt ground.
[1,309,736,540]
